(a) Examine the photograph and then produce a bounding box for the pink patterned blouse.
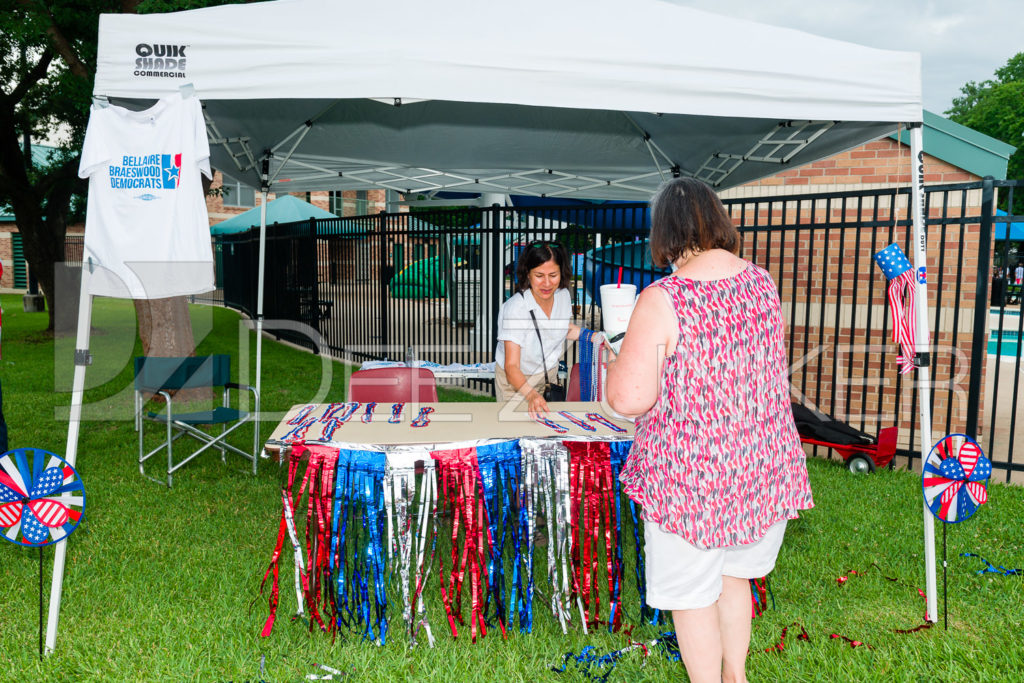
[619,263,814,549]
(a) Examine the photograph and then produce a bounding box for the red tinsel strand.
[302,448,329,632]
[837,563,933,634]
[432,447,492,641]
[456,464,480,635]
[439,465,461,627]
[309,456,327,631]
[569,449,583,612]
[764,622,809,653]
[259,445,304,637]
[585,458,598,626]
[569,446,593,623]
[469,488,486,642]
[565,442,623,632]
[451,464,470,625]
[312,449,339,632]
[588,460,603,623]
[437,562,459,638]
[830,633,871,648]
[259,489,289,637]
[600,459,618,630]
[750,577,770,618]
[433,459,460,636]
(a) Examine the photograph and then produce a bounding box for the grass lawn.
[1,294,1023,681]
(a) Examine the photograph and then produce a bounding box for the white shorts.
[645,520,788,611]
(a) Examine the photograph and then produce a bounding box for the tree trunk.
[135,296,196,356]
[2,150,82,333]
[10,193,65,333]
[135,296,208,402]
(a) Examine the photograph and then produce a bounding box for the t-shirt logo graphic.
[108,153,183,191]
[161,153,182,189]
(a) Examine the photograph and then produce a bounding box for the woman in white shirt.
[495,241,599,416]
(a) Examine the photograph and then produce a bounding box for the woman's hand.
[526,389,549,419]
[596,333,618,362]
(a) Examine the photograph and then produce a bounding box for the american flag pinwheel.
[922,434,991,524]
[0,448,86,547]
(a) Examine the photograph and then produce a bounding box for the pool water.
[990,307,1022,357]
[989,329,1020,357]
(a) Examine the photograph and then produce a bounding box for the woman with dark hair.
[606,177,813,683]
[495,241,600,416]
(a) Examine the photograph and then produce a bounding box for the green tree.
[0,1,236,337]
[0,2,107,331]
[946,52,1024,212]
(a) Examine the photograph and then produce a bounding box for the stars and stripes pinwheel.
[922,434,991,524]
[873,243,917,374]
[0,448,86,547]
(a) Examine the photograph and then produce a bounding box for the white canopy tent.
[54,0,936,651]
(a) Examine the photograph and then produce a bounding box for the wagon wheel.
[846,454,876,474]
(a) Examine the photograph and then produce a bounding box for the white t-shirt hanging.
[79,92,214,299]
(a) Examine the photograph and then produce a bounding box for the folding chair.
[346,367,438,403]
[135,355,259,487]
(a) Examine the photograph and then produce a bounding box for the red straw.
[617,266,623,288]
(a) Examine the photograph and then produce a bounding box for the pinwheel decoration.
[0,447,86,547]
[922,434,991,524]
[921,434,991,630]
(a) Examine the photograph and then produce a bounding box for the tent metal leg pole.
[255,183,269,409]
[909,125,938,623]
[45,266,95,653]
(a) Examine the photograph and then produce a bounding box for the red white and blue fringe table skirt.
[259,433,658,646]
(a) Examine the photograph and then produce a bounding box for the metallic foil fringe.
[262,435,648,646]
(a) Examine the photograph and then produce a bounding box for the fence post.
[965,176,995,438]
[379,210,389,359]
[490,203,502,348]
[309,217,320,351]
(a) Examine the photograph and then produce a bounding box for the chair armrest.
[143,390,174,419]
[224,383,259,409]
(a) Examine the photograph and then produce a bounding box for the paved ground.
[982,353,1024,484]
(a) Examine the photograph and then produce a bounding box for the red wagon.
[791,403,897,474]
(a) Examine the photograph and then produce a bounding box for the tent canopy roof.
[94,0,923,199]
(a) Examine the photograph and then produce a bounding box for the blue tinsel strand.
[579,328,595,401]
[961,552,1022,576]
[331,448,388,644]
[476,440,523,633]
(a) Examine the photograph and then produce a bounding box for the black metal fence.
[67,180,1024,481]
[985,180,1024,483]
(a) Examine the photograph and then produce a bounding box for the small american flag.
[874,244,917,375]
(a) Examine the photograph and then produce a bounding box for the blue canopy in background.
[211,194,337,235]
[430,192,650,233]
[509,195,650,233]
[995,209,1024,241]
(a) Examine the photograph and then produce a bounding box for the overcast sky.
[669,0,1022,115]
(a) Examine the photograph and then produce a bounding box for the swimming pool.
[990,307,1022,357]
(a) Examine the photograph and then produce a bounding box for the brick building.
[719,112,1016,451]
[206,171,387,226]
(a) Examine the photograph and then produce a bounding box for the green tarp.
[389,257,447,298]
